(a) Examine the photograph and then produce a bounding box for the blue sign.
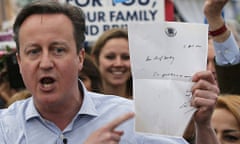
[113,0,128,4]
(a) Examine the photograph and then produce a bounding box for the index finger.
[192,71,217,85]
[105,112,135,131]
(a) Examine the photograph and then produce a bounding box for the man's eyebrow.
[51,41,68,46]
[223,130,240,134]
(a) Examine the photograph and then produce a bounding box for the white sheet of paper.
[128,22,208,137]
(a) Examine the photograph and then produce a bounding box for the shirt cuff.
[214,32,240,65]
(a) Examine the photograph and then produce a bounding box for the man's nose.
[39,52,54,70]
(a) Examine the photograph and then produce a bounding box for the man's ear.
[16,52,22,74]
[78,49,85,70]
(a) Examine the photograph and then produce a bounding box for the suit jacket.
[216,63,240,94]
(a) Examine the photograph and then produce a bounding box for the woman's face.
[211,108,240,144]
[98,38,131,87]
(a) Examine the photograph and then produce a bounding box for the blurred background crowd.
[1,0,240,106]
[1,0,240,143]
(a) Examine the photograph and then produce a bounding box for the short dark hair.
[13,1,85,53]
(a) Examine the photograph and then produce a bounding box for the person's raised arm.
[204,0,230,42]
[191,71,220,144]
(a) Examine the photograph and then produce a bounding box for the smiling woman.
[91,28,132,99]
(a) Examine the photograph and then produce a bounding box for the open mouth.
[40,77,55,88]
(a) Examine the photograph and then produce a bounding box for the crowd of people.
[0,0,239,143]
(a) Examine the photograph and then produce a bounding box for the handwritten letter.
[128,22,208,137]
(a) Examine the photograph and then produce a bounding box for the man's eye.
[54,47,65,55]
[28,49,40,55]
[223,135,240,142]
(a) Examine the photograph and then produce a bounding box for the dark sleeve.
[215,62,240,94]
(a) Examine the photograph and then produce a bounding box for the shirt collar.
[25,79,98,121]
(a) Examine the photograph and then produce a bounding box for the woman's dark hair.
[79,54,103,93]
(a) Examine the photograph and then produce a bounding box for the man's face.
[17,14,84,108]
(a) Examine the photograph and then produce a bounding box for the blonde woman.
[91,28,132,99]
[212,95,240,144]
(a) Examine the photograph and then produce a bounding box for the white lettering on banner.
[109,10,158,21]
[64,0,164,41]
[66,0,103,7]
